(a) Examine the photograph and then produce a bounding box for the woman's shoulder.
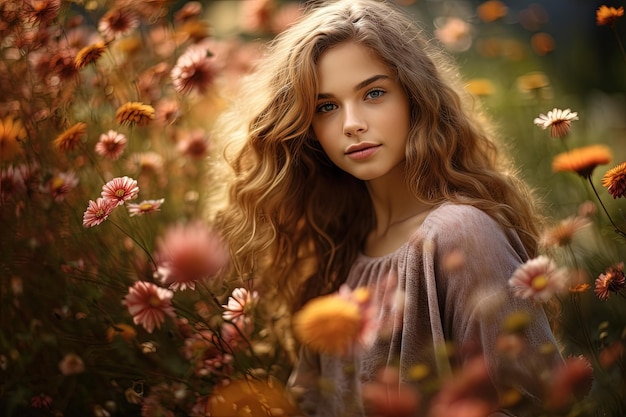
[420,203,500,235]
[407,203,511,251]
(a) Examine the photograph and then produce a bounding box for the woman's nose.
[343,104,367,137]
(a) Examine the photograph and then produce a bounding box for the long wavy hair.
[214,0,544,311]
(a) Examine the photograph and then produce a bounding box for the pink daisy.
[0,165,27,203]
[95,130,127,160]
[177,129,210,159]
[82,197,116,227]
[222,287,258,325]
[154,222,228,291]
[98,8,140,41]
[170,45,218,95]
[509,256,570,302]
[123,281,175,333]
[101,176,139,206]
[127,198,165,217]
[46,171,79,202]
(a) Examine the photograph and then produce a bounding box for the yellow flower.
[596,5,624,26]
[602,162,626,199]
[53,122,87,152]
[552,145,612,178]
[516,71,550,93]
[115,102,155,126]
[0,117,27,161]
[292,292,364,356]
[74,41,107,69]
[465,78,495,97]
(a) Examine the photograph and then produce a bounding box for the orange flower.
[539,215,590,247]
[106,323,137,342]
[569,283,590,293]
[53,122,87,152]
[602,162,626,199]
[530,32,554,56]
[596,5,624,26]
[0,117,27,161]
[206,378,298,417]
[115,102,155,126]
[477,1,507,23]
[552,145,612,178]
[74,42,107,69]
[292,287,372,356]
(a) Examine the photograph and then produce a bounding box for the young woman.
[215,0,563,415]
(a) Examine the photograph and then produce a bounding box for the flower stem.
[587,176,626,239]
[611,23,626,64]
[109,218,157,268]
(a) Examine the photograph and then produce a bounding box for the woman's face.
[311,42,411,182]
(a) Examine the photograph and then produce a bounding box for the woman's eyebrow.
[317,74,390,100]
[353,74,389,92]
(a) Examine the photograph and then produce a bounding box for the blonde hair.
[215,0,543,311]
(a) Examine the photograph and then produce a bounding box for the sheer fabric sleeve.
[423,205,563,413]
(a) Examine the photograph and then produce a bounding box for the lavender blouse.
[289,204,562,417]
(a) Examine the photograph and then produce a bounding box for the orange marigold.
[602,162,626,199]
[477,1,507,23]
[0,117,27,161]
[596,5,624,26]
[74,42,107,69]
[53,122,87,152]
[115,102,155,126]
[552,145,612,178]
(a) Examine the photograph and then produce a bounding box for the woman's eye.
[366,89,385,99]
[316,103,337,113]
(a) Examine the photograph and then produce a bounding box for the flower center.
[140,202,153,211]
[148,295,161,307]
[115,189,125,197]
[532,275,548,291]
[51,177,65,191]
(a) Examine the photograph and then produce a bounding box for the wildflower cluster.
[0,0,300,415]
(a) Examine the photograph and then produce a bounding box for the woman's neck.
[364,168,434,257]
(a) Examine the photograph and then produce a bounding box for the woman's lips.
[345,143,381,160]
